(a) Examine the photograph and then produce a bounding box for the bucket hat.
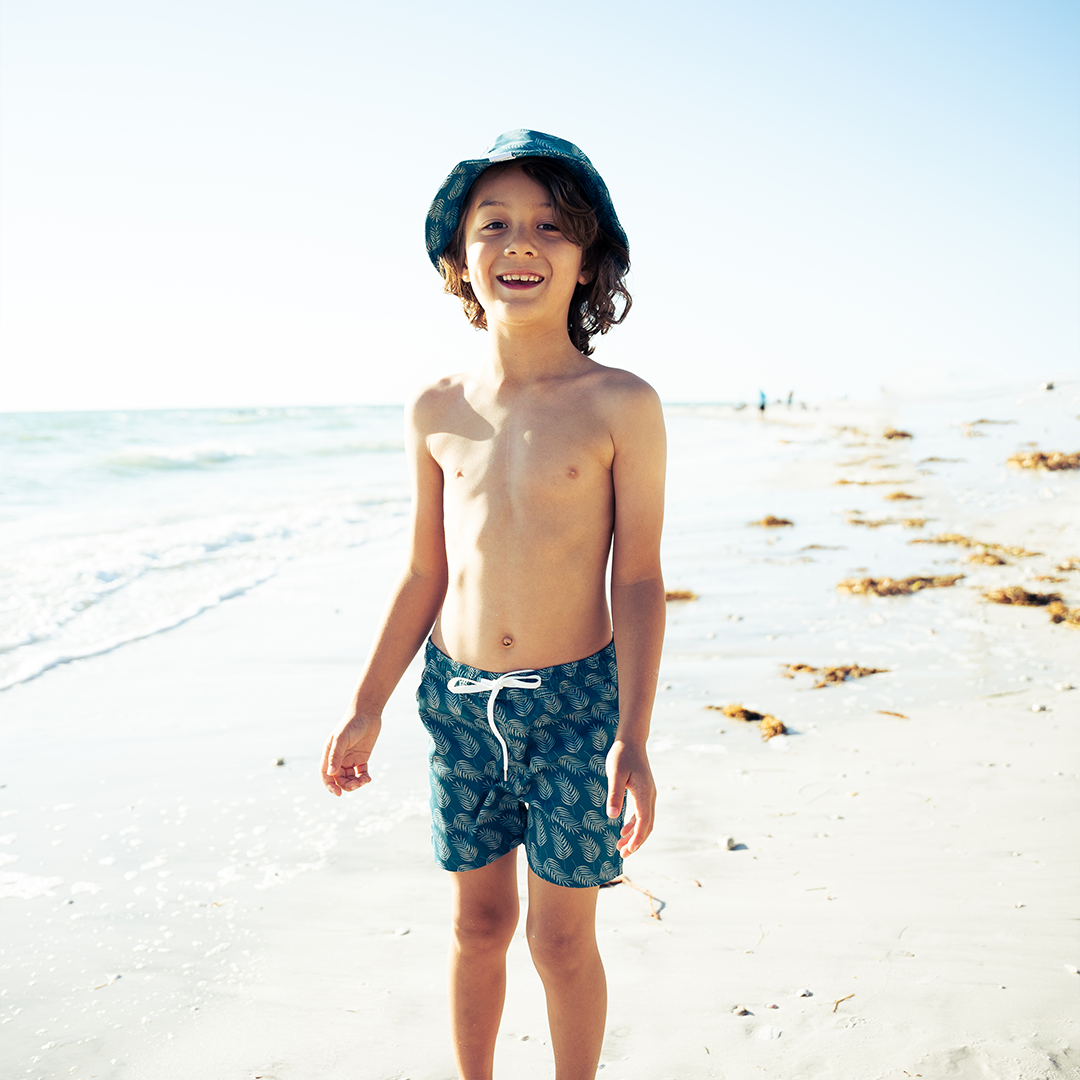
[425,129,628,271]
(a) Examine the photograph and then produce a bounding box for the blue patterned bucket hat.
[425,129,628,271]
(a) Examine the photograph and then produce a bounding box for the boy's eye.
[538,222,560,232]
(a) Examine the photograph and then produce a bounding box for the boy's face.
[460,165,587,332]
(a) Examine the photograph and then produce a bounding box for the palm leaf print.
[535,773,553,800]
[533,813,548,849]
[557,754,587,776]
[585,778,607,807]
[589,725,610,751]
[552,829,573,862]
[581,809,609,833]
[434,833,452,862]
[429,728,453,757]
[550,806,581,832]
[542,858,571,886]
[598,860,619,883]
[557,726,585,754]
[573,865,599,886]
[477,827,504,851]
[432,779,453,809]
[601,831,620,857]
[580,836,601,864]
[454,728,481,759]
[554,776,581,805]
[453,759,484,781]
[534,730,556,755]
[451,837,478,863]
[450,779,480,808]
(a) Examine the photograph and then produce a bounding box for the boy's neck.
[481,321,589,384]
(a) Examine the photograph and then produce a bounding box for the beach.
[2,383,1078,1080]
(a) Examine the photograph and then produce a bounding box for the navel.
[566,466,578,479]
[502,635,514,648]
[454,467,464,479]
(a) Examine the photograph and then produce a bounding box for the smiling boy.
[322,130,666,1080]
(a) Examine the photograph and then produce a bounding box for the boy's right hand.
[321,713,382,796]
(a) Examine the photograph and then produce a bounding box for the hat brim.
[424,130,628,271]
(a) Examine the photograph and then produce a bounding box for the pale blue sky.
[1,0,1076,410]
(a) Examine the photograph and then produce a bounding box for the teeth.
[500,274,542,282]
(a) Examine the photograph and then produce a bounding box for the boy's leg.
[448,849,521,1080]
[525,869,606,1080]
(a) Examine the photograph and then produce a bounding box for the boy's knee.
[526,922,597,975]
[452,898,518,955]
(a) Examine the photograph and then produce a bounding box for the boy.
[321,130,666,1080]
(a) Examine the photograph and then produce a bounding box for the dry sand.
[2,385,1078,1079]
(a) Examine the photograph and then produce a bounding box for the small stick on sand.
[605,874,663,920]
[878,710,909,719]
[832,992,855,1013]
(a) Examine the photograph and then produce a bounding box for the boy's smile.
[460,165,587,325]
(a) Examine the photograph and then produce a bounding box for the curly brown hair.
[436,159,632,356]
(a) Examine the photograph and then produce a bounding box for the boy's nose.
[503,226,536,257]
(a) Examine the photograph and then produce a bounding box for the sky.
[1,0,1077,411]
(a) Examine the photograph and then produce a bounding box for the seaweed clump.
[750,515,794,527]
[781,663,889,688]
[665,590,698,601]
[967,551,1007,566]
[1048,602,1080,628]
[883,492,921,501]
[983,586,1061,607]
[838,575,964,596]
[983,586,1080,629]
[1007,450,1080,471]
[845,514,928,529]
[1055,557,1080,572]
[883,429,913,439]
[911,533,1041,558]
[706,703,787,740]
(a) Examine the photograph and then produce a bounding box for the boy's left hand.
[605,739,656,856]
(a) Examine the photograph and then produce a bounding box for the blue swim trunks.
[417,639,624,888]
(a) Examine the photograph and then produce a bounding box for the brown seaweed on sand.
[1007,450,1080,471]
[838,575,964,596]
[983,586,1062,607]
[665,590,698,601]
[845,515,929,529]
[781,663,889,689]
[911,533,1041,558]
[967,551,1007,565]
[835,478,903,486]
[920,457,964,464]
[883,429,913,439]
[705,703,787,740]
[750,515,794,527]
[883,492,921,501]
[1048,602,1080,628]
[984,587,1080,629]
[1056,557,1080,572]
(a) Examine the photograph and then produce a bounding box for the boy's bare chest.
[431,404,614,508]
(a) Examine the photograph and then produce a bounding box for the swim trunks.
[417,639,624,888]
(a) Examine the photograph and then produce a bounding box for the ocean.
[0,406,410,692]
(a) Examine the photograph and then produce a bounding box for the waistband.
[424,637,616,684]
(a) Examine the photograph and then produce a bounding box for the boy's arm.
[605,379,666,855]
[321,390,448,796]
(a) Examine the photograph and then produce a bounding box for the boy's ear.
[462,267,470,283]
[577,268,592,285]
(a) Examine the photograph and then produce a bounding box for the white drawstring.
[446,670,542,781]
